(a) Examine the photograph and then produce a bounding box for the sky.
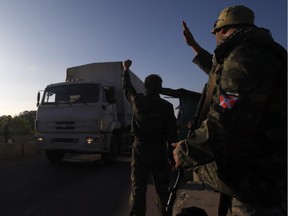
[0,0,287,116]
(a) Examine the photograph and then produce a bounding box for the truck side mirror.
[108,97,116,104]
[37,92,40,107]
[106,87,116,104]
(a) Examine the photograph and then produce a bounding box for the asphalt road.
[0,139,220,215]
[0,153,135,216]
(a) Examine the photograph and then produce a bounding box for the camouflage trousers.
[129,157,171,216]
[226,198,286,216]
[194,162,286,216]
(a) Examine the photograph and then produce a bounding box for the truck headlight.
[86,137,94,144]
[37,137,43,142]
[86,137,100,144]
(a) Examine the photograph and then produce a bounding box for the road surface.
[0,153,159,216]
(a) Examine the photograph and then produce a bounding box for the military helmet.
[211,5,255,34]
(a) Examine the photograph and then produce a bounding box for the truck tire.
[102,132,119,164]
[45,150,65,163]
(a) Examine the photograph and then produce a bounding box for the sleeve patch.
[219,93,238,109]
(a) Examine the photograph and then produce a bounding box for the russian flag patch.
[219,93,238,110]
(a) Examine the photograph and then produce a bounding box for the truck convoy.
[35,62,145,163]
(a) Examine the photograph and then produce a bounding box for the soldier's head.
[211,5,255,34]
[144,74,162,93]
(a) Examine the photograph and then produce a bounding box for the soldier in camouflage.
[122,60,178,216]
[173,5,287,216]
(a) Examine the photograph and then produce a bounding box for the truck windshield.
[42,84,100,104]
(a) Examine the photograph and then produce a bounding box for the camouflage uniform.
[122,70,178,216]
[175,27,287,215]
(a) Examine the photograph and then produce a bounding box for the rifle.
[165,168,183,215]
[165,84,208,215]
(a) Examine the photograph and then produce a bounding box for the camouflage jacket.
[122,70,178,162]
[176,27,287,205]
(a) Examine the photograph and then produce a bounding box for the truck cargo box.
[66,62,145,127]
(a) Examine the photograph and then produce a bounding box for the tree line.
[0,111,36,139]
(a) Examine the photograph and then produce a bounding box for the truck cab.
[35,62,145,163]
[36,81,120,163]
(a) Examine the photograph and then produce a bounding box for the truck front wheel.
[102,132,119,164]
[45,150,65,163]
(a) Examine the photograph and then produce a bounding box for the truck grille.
[55,121,75,130]
[39,120,98,132]
[51,138,77,143]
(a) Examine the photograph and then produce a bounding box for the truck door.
[100,86,116,131]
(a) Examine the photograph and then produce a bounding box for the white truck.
[35,62,145,163]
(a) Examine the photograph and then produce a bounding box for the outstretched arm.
[182,20,203,55]
[183,21,213,75]
[122,59,137,103]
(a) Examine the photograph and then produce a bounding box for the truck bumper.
[35,133,108,153]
